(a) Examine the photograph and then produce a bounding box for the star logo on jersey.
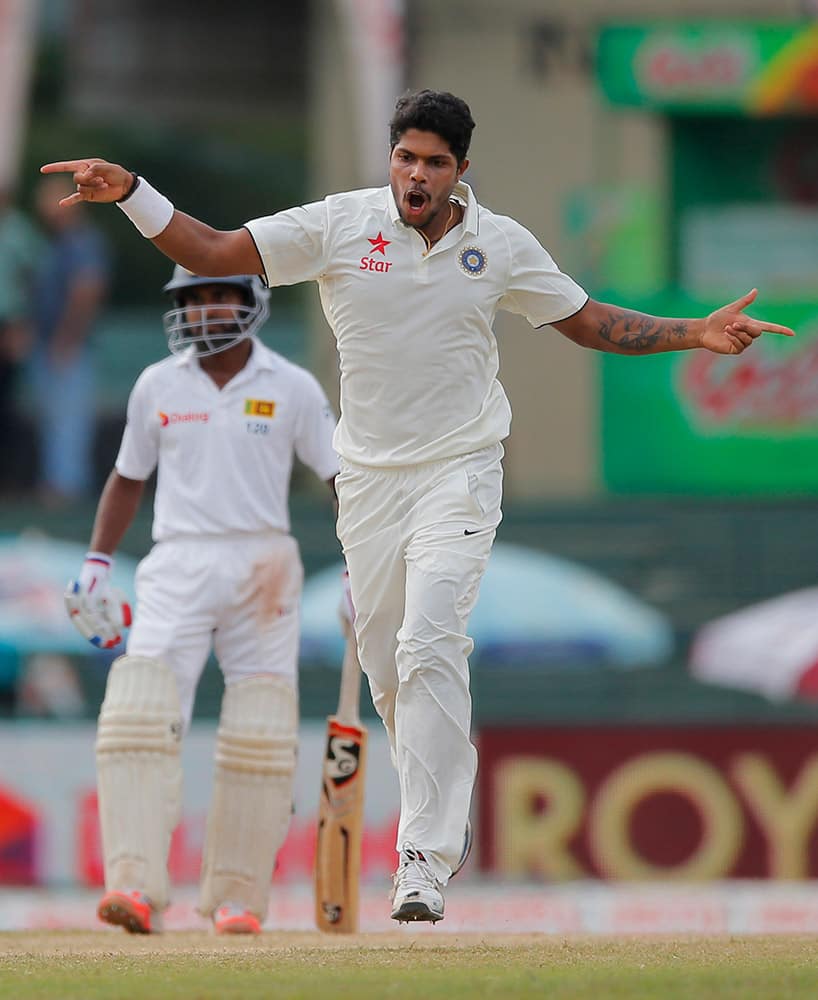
[360,231,394,275]
[367,232,391,255]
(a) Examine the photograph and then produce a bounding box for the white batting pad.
[95,655,183,910]
[198,675,297,919]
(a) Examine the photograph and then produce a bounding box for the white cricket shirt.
[115,338,339,541]
[245,182,587,468]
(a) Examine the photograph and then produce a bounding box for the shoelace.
[393,845,439,896]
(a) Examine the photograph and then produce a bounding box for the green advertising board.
[601,298,818,494]
[565,185,667,298]
[597,22,818,114]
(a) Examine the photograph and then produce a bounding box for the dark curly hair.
[389,90,475,165]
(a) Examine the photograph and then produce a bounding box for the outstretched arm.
[554,289,794,356]
[40,158,262,277]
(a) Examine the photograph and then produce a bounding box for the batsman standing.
[65,266,339,933]
[45,89,794,924]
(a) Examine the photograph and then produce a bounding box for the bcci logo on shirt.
[458,245,487,277]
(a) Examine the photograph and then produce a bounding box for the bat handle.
[336,631,363,725]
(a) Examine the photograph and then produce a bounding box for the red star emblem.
[368,232,391,255]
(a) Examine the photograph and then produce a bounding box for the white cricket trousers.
[336,444,503,883]
[126,531,303,729]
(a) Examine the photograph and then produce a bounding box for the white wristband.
[116,176,175,239]
[85,551,113,567]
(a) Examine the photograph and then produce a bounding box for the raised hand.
[40,158,135,206]
[701,289,795,355]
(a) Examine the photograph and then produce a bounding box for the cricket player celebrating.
[65,266,339,934]
[45,89,794,924]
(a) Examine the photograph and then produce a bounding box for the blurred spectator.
[29,175,110,506]
[0,189,42,494]
[15,652,86,719]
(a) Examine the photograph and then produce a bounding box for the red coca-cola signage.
[638,41,751,95]
[680,341,818,427]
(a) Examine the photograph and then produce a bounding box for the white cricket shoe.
[390,844,445,923]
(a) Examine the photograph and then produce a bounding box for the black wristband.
[115,172,140,204]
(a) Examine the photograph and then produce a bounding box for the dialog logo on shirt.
[244,399,276,418]
[158,410,209,427]
[458,245,488,277]
[360,231,393,273]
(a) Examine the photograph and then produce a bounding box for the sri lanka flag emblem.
[245,398,276,418]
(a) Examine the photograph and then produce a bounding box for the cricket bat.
[314,629,368,933]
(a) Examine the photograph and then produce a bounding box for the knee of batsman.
[215,675,297,776]
[96,654,183,754]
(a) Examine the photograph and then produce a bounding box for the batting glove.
[65,551,132,649]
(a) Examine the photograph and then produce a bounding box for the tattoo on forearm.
[598,309,689,352]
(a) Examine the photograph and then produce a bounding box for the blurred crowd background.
[4,0,818,894]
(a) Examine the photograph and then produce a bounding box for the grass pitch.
[1,932,817,999]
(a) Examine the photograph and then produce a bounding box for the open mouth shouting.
[404,187,429,222]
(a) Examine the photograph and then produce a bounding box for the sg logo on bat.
[324,722,362,786]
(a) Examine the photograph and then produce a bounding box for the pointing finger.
[41,160,95,174]
[732,317,795,337]
[41,160,114,188]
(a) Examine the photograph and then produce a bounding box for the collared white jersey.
[115,338,339,541]
[245,182,587,468]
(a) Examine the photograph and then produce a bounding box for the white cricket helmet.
[162,265,270,357]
